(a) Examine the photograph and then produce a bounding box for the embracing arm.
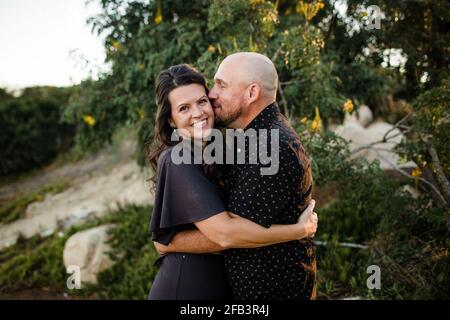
[154,200,317,254]
[154,229,223,254]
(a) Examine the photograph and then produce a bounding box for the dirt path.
[0,140,138,203]
[0,139,154,250]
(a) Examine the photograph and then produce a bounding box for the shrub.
[0,87,75,175]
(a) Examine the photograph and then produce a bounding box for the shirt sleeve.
[149,149,227,245]
[227,143,303,228]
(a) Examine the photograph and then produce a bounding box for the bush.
[0,203,158,300]
[85,204,159,299]
[0,87,75,175]
[296,126,448,299]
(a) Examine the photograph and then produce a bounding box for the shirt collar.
[243,102,280,131]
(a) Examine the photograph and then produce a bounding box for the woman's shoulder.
[158,146,174,165]
[157,144,199,172]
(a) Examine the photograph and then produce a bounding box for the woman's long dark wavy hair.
[146,64,214,192]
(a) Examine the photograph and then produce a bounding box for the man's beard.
[214,104,242,128]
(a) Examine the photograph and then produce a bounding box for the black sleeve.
[149,148,227,245]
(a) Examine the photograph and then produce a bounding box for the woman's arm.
[154,200,317,254]
[195,200,317,249]
[153,229,223,254]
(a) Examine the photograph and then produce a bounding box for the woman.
[147,64,318,300]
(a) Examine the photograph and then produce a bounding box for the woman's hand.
[297,199,318,239]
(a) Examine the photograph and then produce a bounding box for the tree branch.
[373,149,447,207]
[351,113,412,155]
[277,81,291,120]
[427,145,450,205]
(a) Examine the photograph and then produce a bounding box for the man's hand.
[153,241,168,254]
[297,199,318,239]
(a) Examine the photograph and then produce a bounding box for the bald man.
[156,52,316,300]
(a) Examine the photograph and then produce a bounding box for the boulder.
[333,119,416,170]
[344,105,374,128]
[63,224,115,284]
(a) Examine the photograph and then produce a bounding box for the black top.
[149,146,227,246]
[222,102,315,300]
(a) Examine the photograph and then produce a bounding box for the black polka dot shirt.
[222,103,316,300]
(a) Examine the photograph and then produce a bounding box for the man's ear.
[247,83,261,103]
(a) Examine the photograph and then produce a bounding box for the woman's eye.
[199,99,207,104]
[179,106,188,112]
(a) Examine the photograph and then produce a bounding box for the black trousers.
[148,253,232,300]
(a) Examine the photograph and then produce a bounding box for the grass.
[0,203,157,299]
[0,178,72,224]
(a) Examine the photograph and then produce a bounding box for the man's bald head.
[218,52,278,99]
[209,52,279,128]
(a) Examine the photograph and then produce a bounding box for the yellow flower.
[343,99,354,113]
[296,0,325,21]
[83,115,96,127]
[310,107,323,133]
[112,41,122,51]
[207,45,216,53]
[154,0,163,24]
[136,107,146,119]
[154,13,162,25]
[411,167,422,178]
[300,117,308,124]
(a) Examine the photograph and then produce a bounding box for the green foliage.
[369,193,449,299]
[0,234,68,292]
[0,86,75,175]
[73,204,158,299]
[2,0,447,300]
[315,237,369,299]
[65,0,347,161]
[398,80,450,180]
[0,216,104,292]
[0,203,158,299]
[296,126,448,299]
[0,88,14,103]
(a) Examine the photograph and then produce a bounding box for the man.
[155,52,316,300]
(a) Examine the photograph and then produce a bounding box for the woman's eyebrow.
[177,95,207,109]
[196,95,208,101]
[177,102,188,109]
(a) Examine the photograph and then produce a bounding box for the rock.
[0,160,153,252]
[63,224,115,284]
[333,119,416,170]
[344,105,373,128]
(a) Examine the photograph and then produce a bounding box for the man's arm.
[153,229,224,254]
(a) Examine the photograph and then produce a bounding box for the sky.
[0,0,108,91]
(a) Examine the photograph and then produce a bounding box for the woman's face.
[168,83,214,140]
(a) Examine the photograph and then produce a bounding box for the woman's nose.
[191,104,204,117]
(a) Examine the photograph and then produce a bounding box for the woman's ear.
[168,119,176,129]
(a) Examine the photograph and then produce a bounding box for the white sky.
[0,0,108,91]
